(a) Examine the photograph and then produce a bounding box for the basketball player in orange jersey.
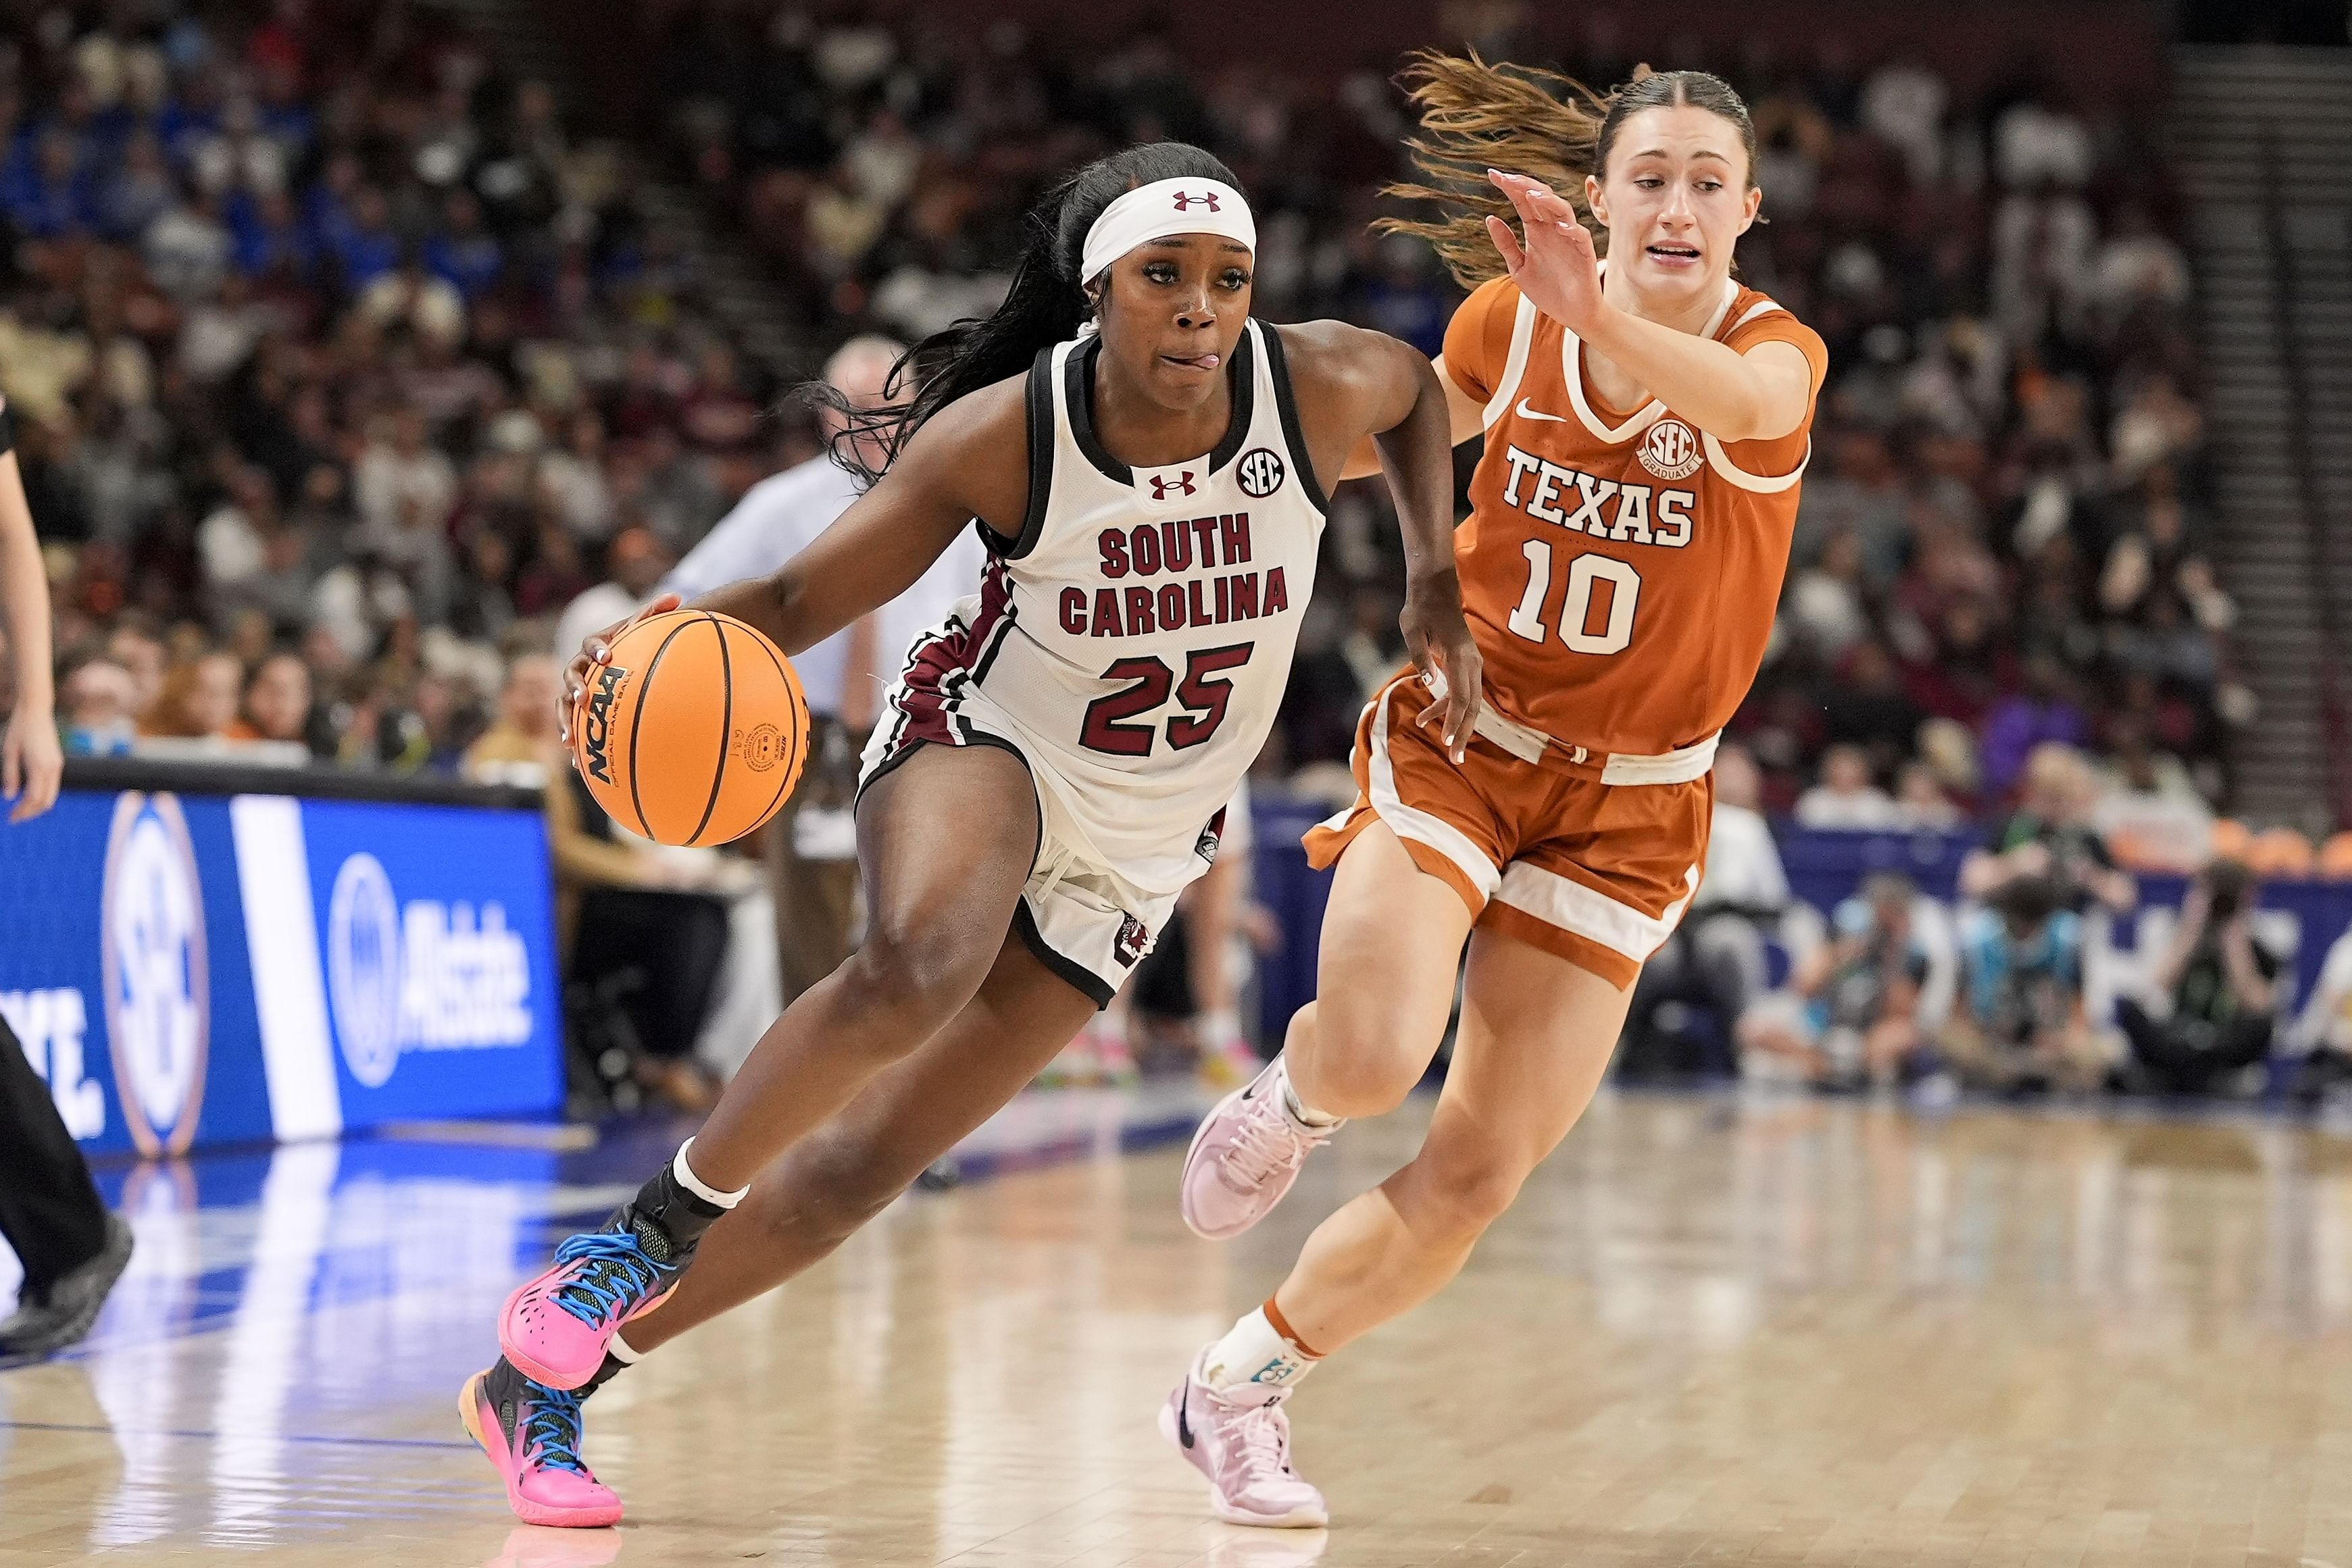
[457,141,1482,1529]
[1168,56,1828,1523]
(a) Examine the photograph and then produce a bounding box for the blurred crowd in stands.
[0,0,2329,876]
[641,3,2280,859]
[0,0,792,776]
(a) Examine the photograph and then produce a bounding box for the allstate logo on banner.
[326,851,534,1088]
[101,792,209,1157]
[327,853,403,1087]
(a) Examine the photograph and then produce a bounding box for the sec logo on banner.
[100,791,209,1157]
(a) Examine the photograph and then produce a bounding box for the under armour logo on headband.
[1080,177,1256,284]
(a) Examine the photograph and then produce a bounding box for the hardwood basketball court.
[7,1090,2352,1566]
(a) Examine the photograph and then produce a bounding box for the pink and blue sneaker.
[501,1225,683,1390]
[460,1357,623,1529]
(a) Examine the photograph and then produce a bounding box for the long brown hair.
[1380,51,1757,290]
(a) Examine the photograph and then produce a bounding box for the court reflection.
[13,1094,2352,1564]
[1544,1096,2352,1350]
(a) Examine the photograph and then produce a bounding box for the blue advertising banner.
[0,781,564,1157]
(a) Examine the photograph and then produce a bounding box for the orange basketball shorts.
[1303,676,1713,988]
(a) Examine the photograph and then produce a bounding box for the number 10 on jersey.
[1507,542,1641,655]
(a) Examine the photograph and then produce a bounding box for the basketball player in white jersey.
[458,142,1481,1529]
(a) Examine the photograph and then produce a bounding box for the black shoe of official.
[0,1213,134,1358]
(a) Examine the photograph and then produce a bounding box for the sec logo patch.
[1236,447,1286,499]
[1638,418,1704,481]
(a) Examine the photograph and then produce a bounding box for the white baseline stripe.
[1494,862,1700,962]
[1366,688,1500,901]
[230,796,343,1140]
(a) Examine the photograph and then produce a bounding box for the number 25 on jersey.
[1507,543,1642,656]
[1079,643,1256,757]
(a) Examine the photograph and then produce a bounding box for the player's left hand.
[1401,575,1482,765]
[1486,170,1603,335]
[3,708,63,824]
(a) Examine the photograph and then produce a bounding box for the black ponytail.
[807,141,1243,486]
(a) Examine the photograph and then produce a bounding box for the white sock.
[608,1330,645,1364]
[1277,1059,1343,1128]
[1200,1307,1320,1390]
[674,1139,749,1209]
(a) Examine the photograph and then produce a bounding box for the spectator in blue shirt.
[3,130,93,238]
[424,189,503,301]
[230,185,316,278]
[1945,874,2104,1091]
[94,130,177,243]
[303,151,364,261]
[1740,872,1938,1092]
[324,184,399,293]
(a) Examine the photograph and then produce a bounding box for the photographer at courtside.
[2113,857,2282,1097]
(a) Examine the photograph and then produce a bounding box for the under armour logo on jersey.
[1149,471,1198,501]
[1171,191,1221,211]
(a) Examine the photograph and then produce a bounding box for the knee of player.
[1396,1147,1529,1241]
[843,919,993,1027]
[1299,1044,1423,1119]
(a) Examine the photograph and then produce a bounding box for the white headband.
[1080,177,1256,286]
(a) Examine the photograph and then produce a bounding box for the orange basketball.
[571,609,809,846]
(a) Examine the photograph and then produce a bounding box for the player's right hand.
[559,592,682,745]
[2,709,62,824]
[1401,573,1482,765]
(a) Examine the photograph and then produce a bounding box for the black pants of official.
[2116,996,2274,1096]
[0,1015,109,1294]
[571,888,732,1059]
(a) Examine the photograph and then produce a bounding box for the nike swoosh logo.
[1516,399,1569,423]
[1178,1388,1197,1448]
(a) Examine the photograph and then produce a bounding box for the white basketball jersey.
[916,319,1326,894]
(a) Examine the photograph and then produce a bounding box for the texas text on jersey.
[1443,272,1830,759]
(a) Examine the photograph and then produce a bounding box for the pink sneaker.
[501,1226,682,1390]
[1159,1366,1328,1527]
[1180,1058,1339,1240]
[459,1359,623,1528]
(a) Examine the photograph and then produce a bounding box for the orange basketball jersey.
[1442,274,1827,759]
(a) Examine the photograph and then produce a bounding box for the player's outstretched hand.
[1402,573,1482,765]
[559,592,682,745]
[1485,169,1603,336]
[2,710,61,823]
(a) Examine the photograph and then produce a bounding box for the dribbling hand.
[559,592,682,747]
[1401,575,1482,766]
[1485,169,1604,336]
